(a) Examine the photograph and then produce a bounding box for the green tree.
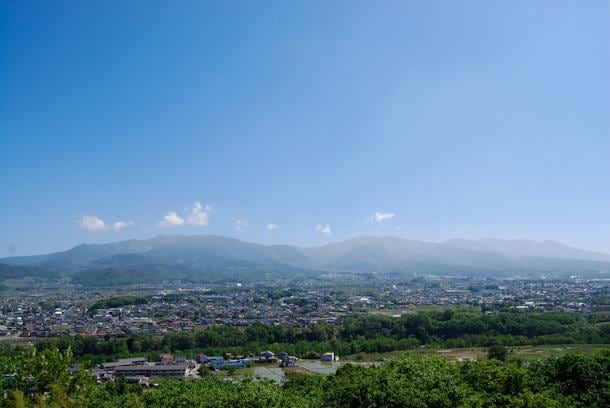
[488,345,509,361]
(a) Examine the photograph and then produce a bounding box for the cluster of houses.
[0,286,352,338]
[196,354,250,370]
[384,278,607,312]
[91,350,338,387]
[2,278,604,340]
[195,350,304,370]
[92,355,192,387]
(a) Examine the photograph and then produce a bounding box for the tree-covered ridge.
[1,347,609,407]
[35,310,610,362]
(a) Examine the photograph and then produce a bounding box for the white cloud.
[79,215,133,231]
[267,223,278,231]
[112,221,134,231]
[187,201,211,226]
[315,224,332,236]
[159,201,212,227]
[79,215,107,231]
[160,211,185,227]
[365,211,396,224]
[232,217,248,231]
[374,212,395,222]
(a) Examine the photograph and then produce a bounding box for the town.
[1,276,607,339]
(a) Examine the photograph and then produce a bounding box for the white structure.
[321,352,334,362]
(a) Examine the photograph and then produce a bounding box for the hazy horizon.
[3,232,609,259]
[1,1,609,257]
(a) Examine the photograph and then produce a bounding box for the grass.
[0,336,38,346]
[222,367,254,381]
[343,344,608,362]
[283,366,314,375]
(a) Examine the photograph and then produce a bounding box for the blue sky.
[1,0,609,257]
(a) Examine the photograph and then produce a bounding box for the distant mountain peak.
[1,234,608,285]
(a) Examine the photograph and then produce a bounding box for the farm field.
[241,344,610,381]
[342,344,608,363]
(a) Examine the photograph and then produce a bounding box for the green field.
[0,336,37,347]
[343,344,608,362]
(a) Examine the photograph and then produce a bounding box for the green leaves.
[1,349,609,407]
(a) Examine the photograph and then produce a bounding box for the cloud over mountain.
[365,212,396,224]
[79,215,133,231]
[316,224,332,236]
[187,202,211,226]
[160,212,185,227]
[160,201,212,227]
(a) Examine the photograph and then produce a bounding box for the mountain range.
[1,235,609,286]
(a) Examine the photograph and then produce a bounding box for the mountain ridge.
[1,234,608,285]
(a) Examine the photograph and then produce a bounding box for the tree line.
[33,310,610,363]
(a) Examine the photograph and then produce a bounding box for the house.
[203,356,225,370]
[160,353,175,364]
[321,352,335,362]
[260,351,275,361]
[279,356,298,367]
[224,359,250,369]
[100,357,146,370]
[125,376,150,388]
[114,364,188,377]
[92,369,114,383]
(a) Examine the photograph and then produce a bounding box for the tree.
[488,345,509,361]
[198,364,213,377]
[301,351,320,359]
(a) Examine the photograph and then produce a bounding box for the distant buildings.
[202,356,225,370]
[225,359,251,369]
[321,352,336,362]
[114,364,188,377]
[279,355,298,367]
[260,351,275,361]
[0,278,605,340]
[100,357,146,370]
[160,353,175,364]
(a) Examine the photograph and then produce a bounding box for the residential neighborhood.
[1,277,607,339]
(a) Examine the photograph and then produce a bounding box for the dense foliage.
[1,347,609,407]
[35,310,610,362]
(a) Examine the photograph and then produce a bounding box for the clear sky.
[1,0,609,257]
